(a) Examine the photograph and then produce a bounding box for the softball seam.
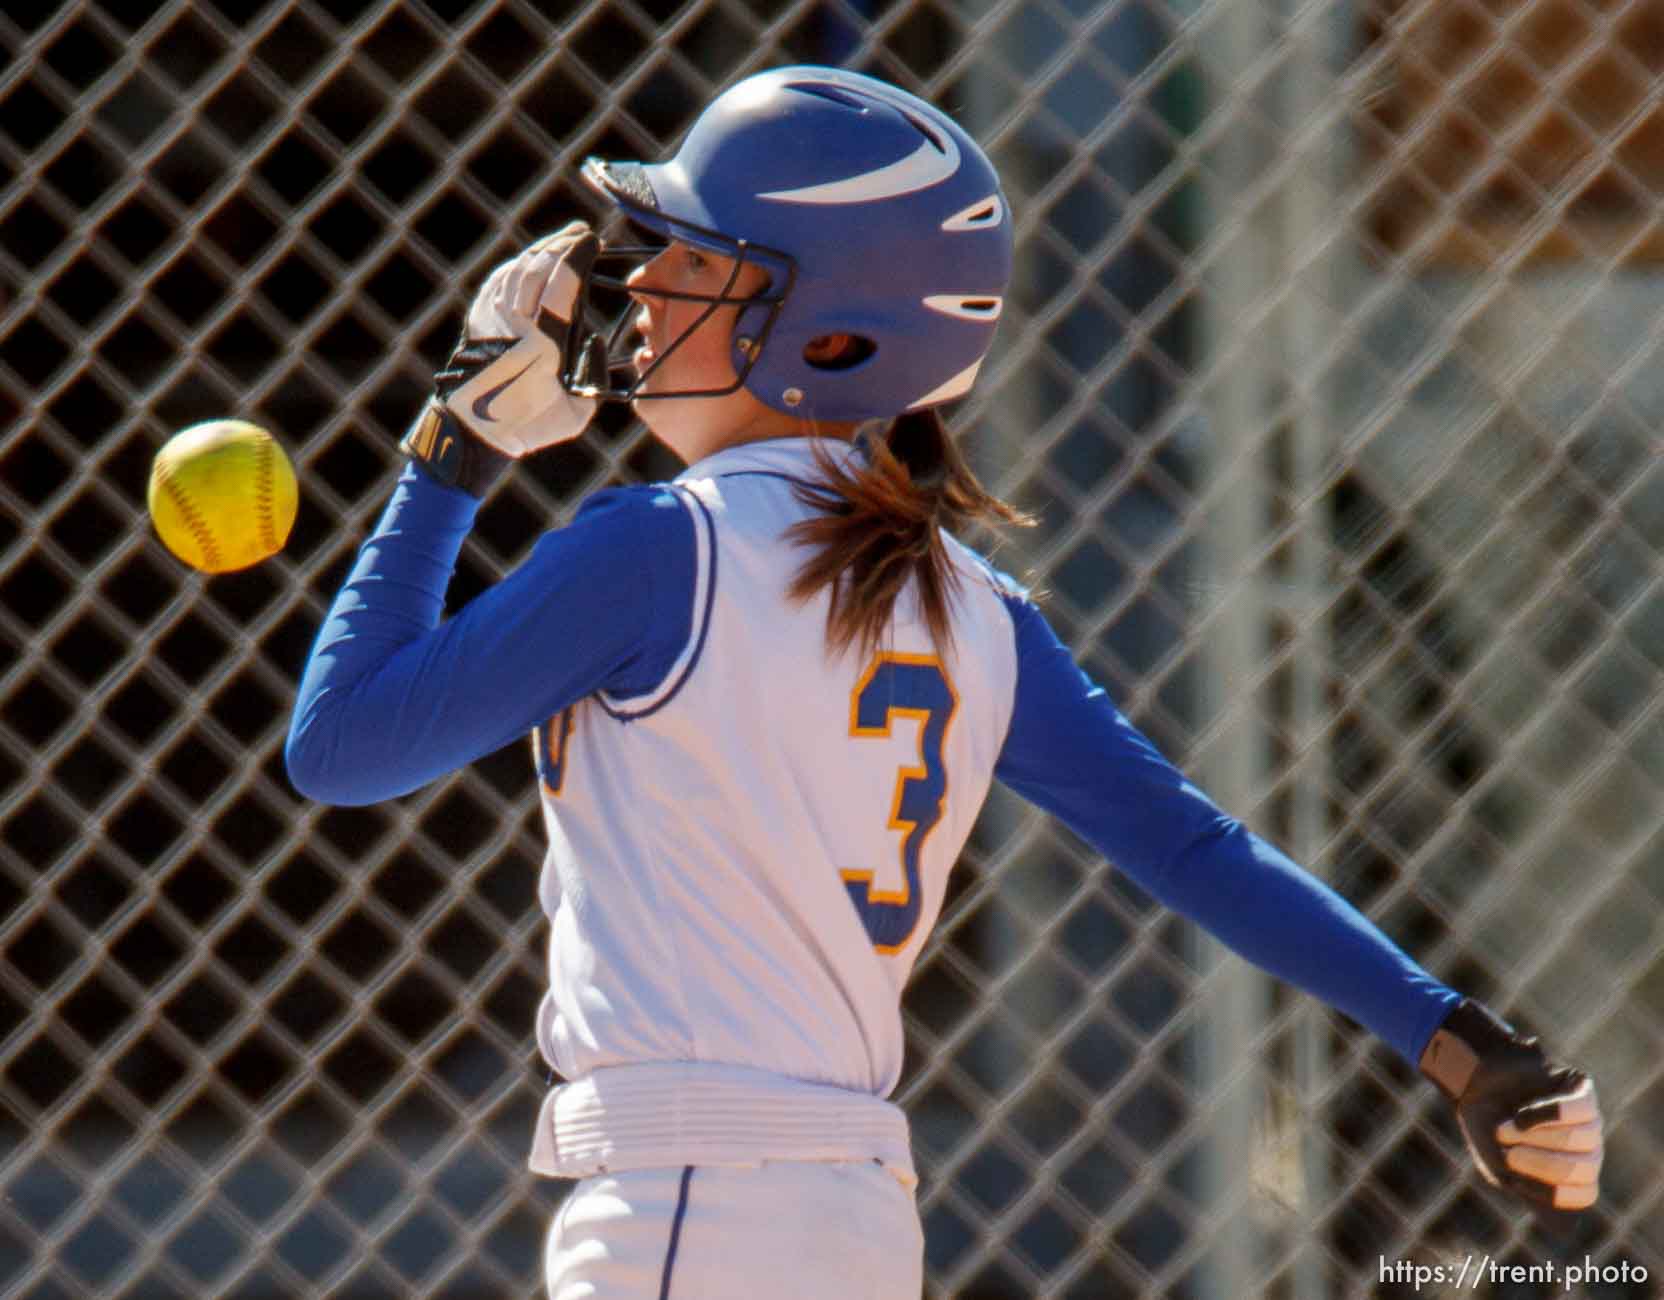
[254,433,278,555]
[154,461,223,572]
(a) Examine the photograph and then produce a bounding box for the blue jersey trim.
[599,485,719,722]
[657,1165,695,1300]
[712,468,821,492]
[285,469,695,806]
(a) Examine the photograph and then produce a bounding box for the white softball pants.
[544,1159,925,1299]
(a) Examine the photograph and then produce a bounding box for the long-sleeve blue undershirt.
[285,464,696,803]
[992,597,1458,1064]
[287,462,1456,1064]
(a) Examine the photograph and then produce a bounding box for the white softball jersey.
[527,438,1018,1181]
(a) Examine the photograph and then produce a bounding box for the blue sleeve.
[285,464,696,806]
[992,594,1458,1065]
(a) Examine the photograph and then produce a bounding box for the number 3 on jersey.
[843,654,957,954]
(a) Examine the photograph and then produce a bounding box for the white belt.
[528,1061,917,1188]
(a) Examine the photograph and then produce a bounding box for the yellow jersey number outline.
[535,706,576,797]
[841,652,959,954]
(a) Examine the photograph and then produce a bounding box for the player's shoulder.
[944,532,1031,613]
[522,482,702,579]
[572,480,694,526]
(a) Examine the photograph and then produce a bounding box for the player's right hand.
[1419,998,1602,1234]
[402,223,600,496]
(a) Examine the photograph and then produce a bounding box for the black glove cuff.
[1419,998,1524,1099]
[400,402,512,498]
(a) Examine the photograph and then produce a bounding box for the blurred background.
[1,0,1661,1296]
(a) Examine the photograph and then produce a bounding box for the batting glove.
[1420,999,1602,1233]
[402,221,600,497]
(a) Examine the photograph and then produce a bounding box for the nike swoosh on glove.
[443,221,600,457]
[1420,998,1603,1235]
[402,223,601,496]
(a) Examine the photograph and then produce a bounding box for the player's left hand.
[1419,999,1603,1234]
[402,222,600,496]
[443,221,600,455]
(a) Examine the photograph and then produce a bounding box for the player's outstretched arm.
[1420,998,1603,1232]
[990,591,1605,1229]
[400,221,600,497]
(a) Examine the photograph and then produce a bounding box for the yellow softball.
[148,419,299,574]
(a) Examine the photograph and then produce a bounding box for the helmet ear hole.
[804,334,876,371]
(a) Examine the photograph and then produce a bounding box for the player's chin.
[626,352,658,401]
[626,379,670,424]
[626,377,659,418]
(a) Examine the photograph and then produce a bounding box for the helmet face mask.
[570,66,1012,422]
[561,203,796,404]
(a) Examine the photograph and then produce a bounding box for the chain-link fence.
[2,0,1661,1296]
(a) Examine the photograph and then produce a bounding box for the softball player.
[287,66,1603,1298]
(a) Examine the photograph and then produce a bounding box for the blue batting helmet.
[573,65,1012,421]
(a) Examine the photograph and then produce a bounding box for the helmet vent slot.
[922,295,1004,322]
[901,111,948,154]
[792,85,871,113]
[941,196,1005,231]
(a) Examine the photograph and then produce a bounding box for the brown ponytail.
[786,409,1031,657]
